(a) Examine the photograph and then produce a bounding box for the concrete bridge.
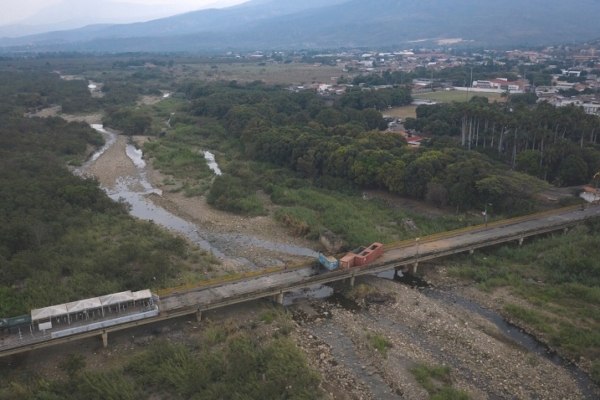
[1,204,598,357]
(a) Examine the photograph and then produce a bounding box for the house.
[547,96,600,116]
[472,78,523,91]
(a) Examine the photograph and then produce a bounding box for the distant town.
[217,42,600,119]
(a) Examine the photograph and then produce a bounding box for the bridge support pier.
[412,262,418,274]
[350,276,355,287]
[469,248,474,255]
[276,292,284,305]
[564,227,569,234]
[101,331,108,348]
[196,310,202,322]
[519,237,524,246]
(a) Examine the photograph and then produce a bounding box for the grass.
[445,222,600,380]
[409,364,470,400]
[366,332,392,358]
[270,182,487,249]
[385,105,418,119]
[188,62,347,85]
[415,91,503,103]
[1,315,321,400]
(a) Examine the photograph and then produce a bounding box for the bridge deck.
[1,204,598,357]
[160,204,600,314]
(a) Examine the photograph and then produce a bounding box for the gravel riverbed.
[75,121,595,399]
[290,276,591,399]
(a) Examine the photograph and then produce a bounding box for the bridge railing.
[383,204,582,249]
[156,204,584,296]
[155,259,315,296]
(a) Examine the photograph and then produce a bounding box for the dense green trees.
[337,87,412,111]
[0,71,96,114]
[0,71,215,316]
[103,106,153,135]
[172,82,549,215]
[412,97,600,186]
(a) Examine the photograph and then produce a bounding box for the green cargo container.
[7,315,31,327]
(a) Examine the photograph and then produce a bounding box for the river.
[76,125,597,397]
[79,125,317,268]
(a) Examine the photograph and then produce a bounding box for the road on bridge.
[2,204,598,357]
[160,204,600,314]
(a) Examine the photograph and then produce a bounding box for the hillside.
[1,0,600,52]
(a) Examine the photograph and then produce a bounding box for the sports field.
[415,91,503,103]
[384,105,418,119]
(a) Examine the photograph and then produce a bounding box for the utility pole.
[484,203,492,227]
[431,68,434,92]
[595,172,600,203]
[466,65,473,101]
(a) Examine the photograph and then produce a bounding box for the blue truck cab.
[318,253,339,271]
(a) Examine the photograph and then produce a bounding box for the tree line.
[0,71,212,316]
[179,83,548,215]
[407,96,600,186]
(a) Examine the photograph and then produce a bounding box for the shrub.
[58,353,86,378]
[367,332,392,358]
[410,364,470,399]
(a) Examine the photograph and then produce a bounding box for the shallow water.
[380,270,599,399]
[82,125,317,267]
[203,151,222,175]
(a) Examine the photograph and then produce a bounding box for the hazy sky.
[2,0,246,25]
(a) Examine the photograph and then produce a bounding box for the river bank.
[290,274,595,399]
[43,109,598,397]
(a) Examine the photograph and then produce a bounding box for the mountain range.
[2,0,600,52]
[0,0,244,38]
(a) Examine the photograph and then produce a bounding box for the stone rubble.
[290,276,588,400]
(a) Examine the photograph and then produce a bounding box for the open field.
[179,62,349,85]
[384,105,418,119]
[415,90,504,103]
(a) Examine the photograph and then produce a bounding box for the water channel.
[77,125,597,397]
[79,125,317,268]
[290,270,599,398]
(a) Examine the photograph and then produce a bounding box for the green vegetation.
[58,353,86,379]
[111,82,544,247]
[0,71,97,114]
[103,106,153,135]
[0,310,321,400]
[0,70,218,317]
[416,91,502,103]
[366,332,392,358]
[207,174,266,216]
[184,83,545,215]
[410,96,600,187]
[409,364,470,400]
[447,221,600,380]
[134,81,547,251]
